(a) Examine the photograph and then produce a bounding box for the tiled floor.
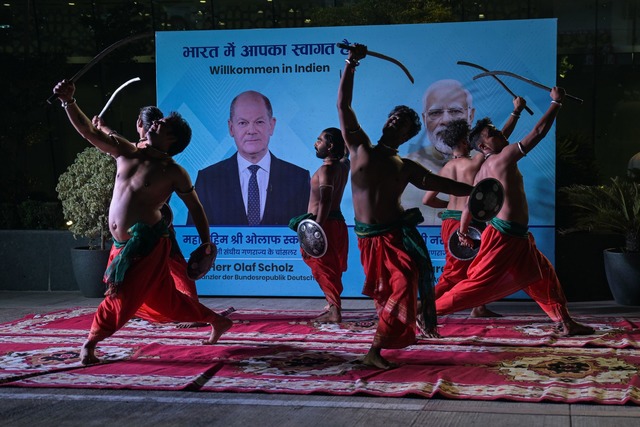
[1,291,639,426]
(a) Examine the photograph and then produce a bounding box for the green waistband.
[104,220,170,291]
[354,207,424,237]
[441,210,462,221]
[490,217,529,238]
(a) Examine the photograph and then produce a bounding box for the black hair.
[442,119,471,149]
[469,117,494,151]
[322,127,345,159]
[388,105,421,140]
[139,106,163,133]
[165,111,192,156]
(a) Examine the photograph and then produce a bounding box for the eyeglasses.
[425,108,468,120]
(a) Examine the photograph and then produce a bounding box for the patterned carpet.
[1,307,639,404]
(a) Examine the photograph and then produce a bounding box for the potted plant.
[560,176,640,305]
[56,147,116,297]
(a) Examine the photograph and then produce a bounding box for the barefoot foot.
[362,347,397,370]
[559,319,595,336]
[314,305,341,323]
[80,340,100,365]
[470,305,502,318]
[202,316,233,345]
[176,307,235,329]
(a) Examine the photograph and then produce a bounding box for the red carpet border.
[0,307,639,404]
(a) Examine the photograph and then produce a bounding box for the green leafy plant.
[56,147,115,250]
[560,177,640,252]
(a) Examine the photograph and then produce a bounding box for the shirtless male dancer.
[436,87,594,336]
[93,108,210,327]
[53,80,233,365]
[292,128,350,323]
[337,44,474,369]
[423,97,526,318]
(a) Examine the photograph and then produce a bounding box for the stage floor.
[1,291,639,427]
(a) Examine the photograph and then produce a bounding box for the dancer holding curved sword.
[435,87,594,336]
[423,96,527,318]
[337,43,474,369]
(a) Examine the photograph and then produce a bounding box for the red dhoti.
[88,236,222,343]
[302,217,348,308]
[358,229,417,349]
[134,254,199,323]
[435,217,472,298]
[436,224,571,322]
[135,224,199,323]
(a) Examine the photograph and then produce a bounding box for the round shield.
[187,243,218,280]
[160,203,173,225]
[448,226,482,261]
[468,178,504,222]
[297,219,328,258]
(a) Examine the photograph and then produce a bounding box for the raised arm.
[518,87,565,154]
[498,87,565,165]
[53,80,136,157]
[337,44,370,155]
[501,96,526,139]
[91,115,116,137]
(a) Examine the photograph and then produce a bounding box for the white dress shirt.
[237,153,271,220]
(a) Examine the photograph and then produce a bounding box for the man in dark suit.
[187,90,310,226]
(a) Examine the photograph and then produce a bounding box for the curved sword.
[473,70,584,104]
[337,43,414,84]
[98,77,141,118]
[457,61,534,115]
[47,32,154,104]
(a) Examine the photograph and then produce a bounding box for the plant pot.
[556,232,619,301]
[70,246,110,298]
[603,248,640,306]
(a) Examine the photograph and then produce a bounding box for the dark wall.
[0,230,89,291]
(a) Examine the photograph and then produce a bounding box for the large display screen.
[157,19,558,297]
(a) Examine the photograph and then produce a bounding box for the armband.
[551,100,563,107]
[421,170,434,188]
[347,126,362,134]
[517,141,527,156]
[345,58,359,68]
[176,185,195,195]
[61,98,76,108]
[510,111,521,118]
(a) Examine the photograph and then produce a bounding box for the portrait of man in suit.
[187,90,310,226]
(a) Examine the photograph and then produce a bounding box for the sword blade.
[457,61,534,115]
[473,71,584,104]
[337,43,414,84]
[47,32,153,104]
[98,77,141,118]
